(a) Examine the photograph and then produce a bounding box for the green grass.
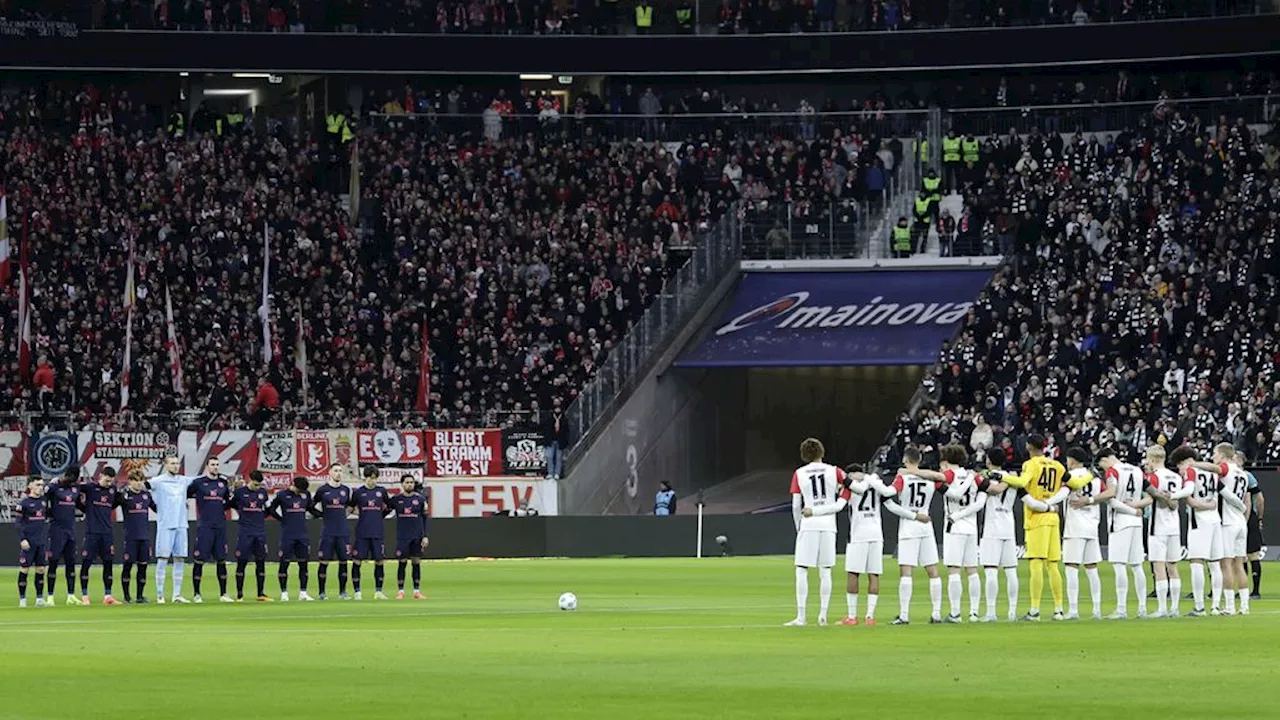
[0,557,1277,719]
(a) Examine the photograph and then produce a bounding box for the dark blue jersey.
[268,489,311,539]
[351,485,392,539]
[188,475,231,529]
[18,496,50,543]
[231,486,270,537]
[44,484,80,533]
[390,492,429,540]
[78,483,118,535]
[310,484,352,536]
[117,490,156,541]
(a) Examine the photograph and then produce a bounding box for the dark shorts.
[49,530,76,564]
[352,537,385,562]
[19,541,49,568]
[395,537,425,559]
[279,537,311,562]
[317,534,350,561]
[236,535,268,562]
[1247,517,1263,554]
[81,533,114,563]
[194,526,228,562]
[122,538,153,564]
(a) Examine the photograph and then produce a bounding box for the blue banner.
[30,431,77,478]
[677,270,994,367]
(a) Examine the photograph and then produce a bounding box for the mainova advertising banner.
[677,270,994,367]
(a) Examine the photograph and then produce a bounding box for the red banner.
[424,429,502,477]
[357,429,426,465]
[0,428,26,477]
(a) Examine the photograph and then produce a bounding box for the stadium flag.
[415,316,430,413]
[295,299,309,405]
[258,220,273,364]
[0,189,9,284]
[165,284,184,394]
[121,237,137,409]
[17,209,32,379]
[348,138,360,222]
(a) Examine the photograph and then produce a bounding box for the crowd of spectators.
[883,101,1280,467]
[2,0,1260,35]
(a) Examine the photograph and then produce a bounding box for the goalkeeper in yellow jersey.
[999,434,1091,621]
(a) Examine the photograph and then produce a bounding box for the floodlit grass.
[0,557,1277,719]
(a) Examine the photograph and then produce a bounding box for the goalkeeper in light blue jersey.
[149,455,197,603]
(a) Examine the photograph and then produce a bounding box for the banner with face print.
[356,430,426,465]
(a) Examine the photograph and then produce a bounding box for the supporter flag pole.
[695,495,704,559]
[0,188,10,285]
[295,299,309,406]
[121,235,137,409]
[259,220,273,364]
[17,206,32,380]
[165,283,184,395]
[348,138,360,222]
[415,314,430,414]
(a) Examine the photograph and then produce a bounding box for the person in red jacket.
[33,356,55,412]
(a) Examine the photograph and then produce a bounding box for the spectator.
[543,399,569,481]
[970,414,993,454]
[1071,3,1090,24]
[655,481,677,515]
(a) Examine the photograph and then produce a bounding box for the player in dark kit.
[118,470,156,604]
[78,468,122,605]
[44,469,82,606]
[350,467,393,600]
[309,464,353,600]
[231,471,273,602]
[188,459,233,603]
[269,476,314,602]
[390,475,430,600]
[18,478,51,608]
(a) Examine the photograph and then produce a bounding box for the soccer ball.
[558,592,578,611]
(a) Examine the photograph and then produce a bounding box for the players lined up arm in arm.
[1070,470,1117,509]
[847,467,929,524]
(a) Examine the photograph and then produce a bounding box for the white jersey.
[981,478,1018,540]
[1149,468,1182,536]
[941,468,982,536]
[1219,463,1251,527]
[847,474,892,542]
[1064,468,1103,540]
[892,472,937,540]
[791,462,847,533]
[1106,462,1147,531]
[1182,466,1222,529]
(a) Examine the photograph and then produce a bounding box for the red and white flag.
[165,284,184,394]
[258,220,273,364]
[416,317,430,413]
[0,190,10,284]
[16,208,31,379]
[120,238,137,409]
[295,300,309,405]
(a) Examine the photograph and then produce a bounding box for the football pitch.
[0,557,1277,719]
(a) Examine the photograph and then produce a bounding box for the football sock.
[235,560,247,598]
[46,567,56,597]
[79,559,91,596]
[1047,561,1063,612]
[847,592,858,618]
[1132,565,1148,615]
[65,561,75,594]
[411,563,421,592]
[898,575,912,620]
[1114,564,1129,613]
[968,573,981,616]
[1191,563,1205,610]
[121,563,133,600]
[338,563,349,594]
[1251,559,1262,595]
[1225,581,1237,613]
[34,573,44,599]
[1086,566,1102,615]
[947,573,962,616]
[374,564,385,593]
[794,567,809,622]
[298,563,309,592]
[156,559,168,597]
[102,563,114,596]
[318,564,328,595]
[984,568,998,616]
[17,572,27,600]
[817,567,832,621]
[216,562,228,596]
[1169,577,1182,614]
[352,564,362,593]
[866,593,878,618]
[255,561,266,597]
[1209,563,1223,610]
[278,562,289,592]
[1005,567,1019,617]
[928,576,942,619]
[1155,578,1168,614]
[136,564,147,599]
[172,561,185,598]
[1065,566,1080,614]
[1029,559,1045,613]
[398,561,408,591]
[192,563,203,595]
[1239,588,1250,613]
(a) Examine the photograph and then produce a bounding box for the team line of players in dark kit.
[14,461,431,607]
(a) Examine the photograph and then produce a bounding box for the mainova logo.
[714,292,972,336]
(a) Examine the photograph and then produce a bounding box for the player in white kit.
[1206,444,1252,615]
[788,438,847,627]
[1146,445,1192,618]
[913,445,983,623]
[835,463,898,626]
[1097,447,1155,619]
[1062,446,1113,620]
[886,446,945,625]
[1169,445,1224,616]
[977,448,1020,622]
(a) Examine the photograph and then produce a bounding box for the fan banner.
[424,429,503,477]
[356,429,426,465]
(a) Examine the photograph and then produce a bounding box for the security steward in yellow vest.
[326,110,355,146]
[635,0,653,34]
[921,167,941,204]
[167,110,185,139]
[225,108,245,135]
[961,134,980,165]
[892,217,912,258]
[941,130,961,189]
[675,0,693,31]
[912,191,934,254]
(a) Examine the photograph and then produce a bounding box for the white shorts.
[155,527,189,558]
[943,533,978,567]
[1148,533,1182,564]
[1063,537,1102,565]
[1222,524,1248,558]
[897,536,939,568]
[1107,525,1145,565]
[844,541,884,575]
[1186,524,1223,561]
[794,530,836,568]
[979,536,1018,568]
